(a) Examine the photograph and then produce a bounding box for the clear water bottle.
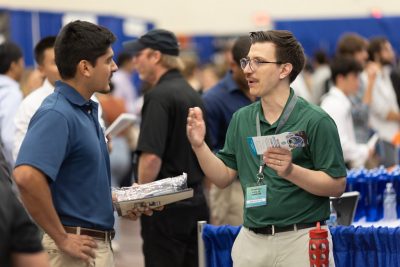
[327,201,338,226]
[383,182,397,221]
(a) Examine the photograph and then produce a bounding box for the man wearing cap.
[125,29,209,267]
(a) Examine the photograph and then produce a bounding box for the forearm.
[138,153,162,184]
[14,167,67,245]
[284,164,346,197]
[192,142,236,188]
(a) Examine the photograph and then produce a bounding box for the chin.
[97,86,111,94]
[249,87,260,97]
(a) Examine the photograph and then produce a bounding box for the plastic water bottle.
[383,182,397,221]
[327,201,337,226]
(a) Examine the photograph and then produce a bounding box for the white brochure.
[247,131,308,155]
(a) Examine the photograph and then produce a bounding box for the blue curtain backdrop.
[9,10,34,66]
[202,225,400,267]
[4,8,400,67]
[39,11,62,39]
[275,16,400,58]
[331,226,400,267]
[2,8,154,67]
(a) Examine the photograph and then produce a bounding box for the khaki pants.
[209,179,243,226]
[42,233,114,267]
[231,226,335,267]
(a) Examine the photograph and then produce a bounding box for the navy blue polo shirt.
[16,81,114,230]
[202,71,253,151]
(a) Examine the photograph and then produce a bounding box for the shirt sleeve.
[10,191,43,253]
[370,78,391,120]
[137,95,169,158]
[0,175,43,253]
[15,109,69,181]
[0,89,22,166]
[321,98,369,167]
[308,116,347,178]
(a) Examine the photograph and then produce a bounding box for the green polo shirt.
[216,88,347,228]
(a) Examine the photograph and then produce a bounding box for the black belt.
[248,221,325,235]
[64,226,115,241]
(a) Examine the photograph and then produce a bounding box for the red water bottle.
[309,222,329,267]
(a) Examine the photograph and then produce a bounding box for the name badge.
[245,184,267,208]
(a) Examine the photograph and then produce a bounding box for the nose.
[112,60,118,72]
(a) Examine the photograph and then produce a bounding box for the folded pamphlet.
[247,131,308,155]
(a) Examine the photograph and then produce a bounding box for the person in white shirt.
[321,56,373,168]
[0,42,24,168]
[310,50,331,105]
[336,33,379,144]
[111,51,139,114]
[13,36,105,161]
[367,37,399,167]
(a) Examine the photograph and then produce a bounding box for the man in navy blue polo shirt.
[13,20,134,267]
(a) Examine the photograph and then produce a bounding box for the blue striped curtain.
[202,224,400,267]
[275,16,400,58]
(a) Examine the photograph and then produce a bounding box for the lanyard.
[256,94,298,184]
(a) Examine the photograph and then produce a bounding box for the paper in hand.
[247,131,308,155]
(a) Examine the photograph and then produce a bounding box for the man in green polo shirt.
[187,30,346,266]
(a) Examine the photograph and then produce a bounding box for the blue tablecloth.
[202,225,400,267]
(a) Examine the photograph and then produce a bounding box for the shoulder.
[0,85,22,101]
[296,97,333,124]
[231,101,259,120]
[149,76,198,101]
[202,82,227,102]
[33,93,70,121]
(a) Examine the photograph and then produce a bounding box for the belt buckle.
[271,225,275,235]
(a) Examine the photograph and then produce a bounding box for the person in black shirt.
[0,143,49,267]
[124,29,209,267]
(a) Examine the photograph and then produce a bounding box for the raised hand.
[187,107,206,149]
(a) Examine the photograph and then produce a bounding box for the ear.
[151,50,162,63]
[279,63,293,80]
[77,60,92,78]
[228,59,238,70]
[37,64,45,76]
[9,61,19,72]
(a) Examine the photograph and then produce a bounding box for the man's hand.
[263,147,294,178]
[187,107,206,149]
[114,184,164,221]
[123,205,164,221]
[55,234,97,264]
[123,206,164,221]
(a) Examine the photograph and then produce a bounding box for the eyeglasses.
[239,58,282,71]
